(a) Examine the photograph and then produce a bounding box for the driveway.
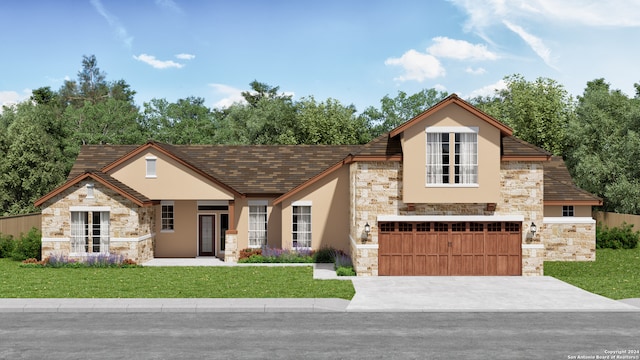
[347,276,640,312]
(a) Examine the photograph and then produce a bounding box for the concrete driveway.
[347,276,640,312]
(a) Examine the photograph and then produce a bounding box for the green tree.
[472,74,573,155]
[141,97,215,144]
[565,79,640,213]
[241,80,287,107]
[295,96,371,144]
[61,55,143,144]
[363,88,448,136]
[0,102,72,214]
[214,93,298,144]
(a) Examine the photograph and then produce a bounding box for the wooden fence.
[593,211,640,230]
[0,213,41,238]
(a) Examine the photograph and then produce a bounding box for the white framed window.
[292,203,311,248]
[86,183,95,199]
[71,211,109,253]
[248,201,268,248]
[146,156,157,178]
[161,201,174,231]
[426,127,478,186]
[562,206,574,217]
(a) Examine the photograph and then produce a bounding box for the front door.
[199,215,215,256]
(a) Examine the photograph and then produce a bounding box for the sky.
[1,0,640,113]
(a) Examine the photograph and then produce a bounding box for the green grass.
[0,259,355,299]
[545,247,640,300]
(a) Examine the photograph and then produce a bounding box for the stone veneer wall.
[542,219,596,262]
[349,160,545,276]
[40,180,155,263]
[224,231,238,262]
[497,161,545,276]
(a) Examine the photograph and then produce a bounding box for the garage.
[378,221,521,276]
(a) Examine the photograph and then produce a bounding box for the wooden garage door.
[378,222,521,276]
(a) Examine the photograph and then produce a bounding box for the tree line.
[1,55,639,215]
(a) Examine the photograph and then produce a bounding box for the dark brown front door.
[378,222,522,276]
[199,215,215,256]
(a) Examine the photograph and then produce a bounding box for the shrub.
[237,247,313,263]
[11,228,42,261]
[238,248,262,260]
[336,266,356,276]
[0,234,15,258]
[312,246,336,263]
[596,223,640,249]
[22,253,140,268]
[334,252,353,269]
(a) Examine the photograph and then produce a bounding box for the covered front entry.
[378,221,522,276]
[199,214,215,256]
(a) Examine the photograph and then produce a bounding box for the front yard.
[0,259,355,299]
[545,247,640,300]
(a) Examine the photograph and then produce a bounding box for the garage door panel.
[402,255,414,276]
[401,235,413,255]
[438,234,449,254]
[485,235,497,254]
[389,255,403,276]
[388,234,403,253]
[414,234,427,254]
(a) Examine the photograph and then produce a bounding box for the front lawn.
[0,259,355,299]
[545,247,640,300]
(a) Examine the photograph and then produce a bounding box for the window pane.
[455,132,477,184]
[426,133,450,184]
[146,158,156,177]
[249,205,267,247]
[292,205,311,248]
[162,205,174,230]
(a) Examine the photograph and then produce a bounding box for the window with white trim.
[70,211,109,253]
[161,201,174,231]
[249,204,268,248]
[86,183,94,199]
[426,128,478,185]
[146,156,157,178]
[292,205,311,248]
[562,205,574,217]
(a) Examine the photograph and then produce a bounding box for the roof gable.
[389,94,513,138]
[34,171,154,207]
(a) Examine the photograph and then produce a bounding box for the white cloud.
[155,0,183,14]
[503,20,555,69]
[466,79,507,99]
[385,50,446,82]
[449,0,640,30]
[0,89,31,109]
[433,84,448,93]
[209,84,246,108]
[175,53,195,60]
[465,67,487,75]
[427,37,498,61]
[90,0,133,48]
[134,54,184,69]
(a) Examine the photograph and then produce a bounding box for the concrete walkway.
[1,259,638,312]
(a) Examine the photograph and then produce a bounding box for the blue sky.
[1,0,640,112]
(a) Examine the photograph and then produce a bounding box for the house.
[34,94,602,276]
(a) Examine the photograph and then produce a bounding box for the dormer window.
[426,127,478,186]
[146,156,157,178]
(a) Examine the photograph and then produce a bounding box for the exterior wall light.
[530,222,537,237]
[363,222,371,242]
